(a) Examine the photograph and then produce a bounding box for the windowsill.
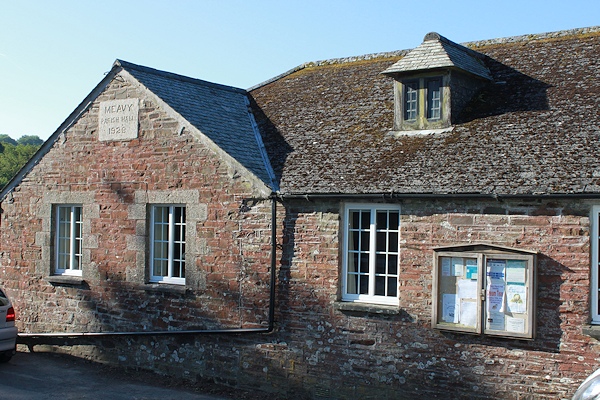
[387,126,453,137]
[143,283,188,295]
[45,275,86,286]
[582,324,600,340]
[334,301,400,315]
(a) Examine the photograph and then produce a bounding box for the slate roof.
[381,32,492,81]
[249,26,600,197]
[116,60,277,190]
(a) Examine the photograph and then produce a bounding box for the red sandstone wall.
[0,76,273,335]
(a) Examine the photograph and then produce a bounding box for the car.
[573,368,600,400]
[0,288,17,363]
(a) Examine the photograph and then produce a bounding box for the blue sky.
[1,0,598,140]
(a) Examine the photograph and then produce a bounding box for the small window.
[55,205,83,276]
[150,205,186,285]
[397,75,447,131]
[432,246,536,339]
[426,78,442,120]
[403,81,419,121]
[342,204,400,305]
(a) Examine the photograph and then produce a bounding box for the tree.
[0,135,43,188]
[0,135,17,146]
[17,135,43,146]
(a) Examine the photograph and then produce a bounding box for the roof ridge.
[248,25,600,91]
[115,59,247,94]
[464,25,600,48]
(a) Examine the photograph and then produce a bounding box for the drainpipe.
[19,195,278,340]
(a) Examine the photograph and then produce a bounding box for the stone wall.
[13,196,600,399]
[0,76,273,335]
[2,74,600,398]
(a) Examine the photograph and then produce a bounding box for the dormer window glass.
[396,75,447,131]
[404,81,419,121]
[426,78,442,120]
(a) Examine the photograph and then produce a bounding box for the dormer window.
[402,76,444,123]
[382,32,493,134]
[397,74,448,131]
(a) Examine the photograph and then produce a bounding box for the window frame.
[397,74,447,131]
[341,203,401,306]
[591,206,600,324]
[426,77,442,120]
[149,204,186,285]
[432,246,536,339]
[54,205,83,276]
[403,80,419,121]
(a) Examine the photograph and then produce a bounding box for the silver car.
[573,369,600,400]
[0,288,17,362]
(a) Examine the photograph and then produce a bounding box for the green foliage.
[0,135,43,189]
[17,135,43,146]
[0,135,17,146]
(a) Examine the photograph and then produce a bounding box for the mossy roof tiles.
[249,27,600,196]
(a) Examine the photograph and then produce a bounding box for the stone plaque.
[98,99,139,141]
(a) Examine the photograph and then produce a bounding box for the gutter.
[19,196,279,341]
[277,192,600,201]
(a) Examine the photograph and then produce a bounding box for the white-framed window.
[591,206,600,324]
[55,205,83,276]
[150,205,186,285]
[342,203,400,305]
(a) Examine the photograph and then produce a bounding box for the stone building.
[1,26,600,399]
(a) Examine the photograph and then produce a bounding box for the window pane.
[404,81,418,121]
[376,211,388,230]
[376,232,386,252]
[359,276,369,295]
[360,211,371,230]
[347,274,359,294]
[359,253,369,273]
[387,277,397,297]
[348,253,359,273]
[361,232,370,251]
[375,254,387,275]
[375,276,385,296]
[350,211,360,229]
[427,78,442,120]
[389,212,399,230]
[350,231,360,251]
[389,232,399,253]
[153,259,167,277]
[388,255,398,275]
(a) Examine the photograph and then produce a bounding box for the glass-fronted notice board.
[432,245,536,339]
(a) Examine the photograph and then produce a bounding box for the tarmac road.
[0,350,227,400]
